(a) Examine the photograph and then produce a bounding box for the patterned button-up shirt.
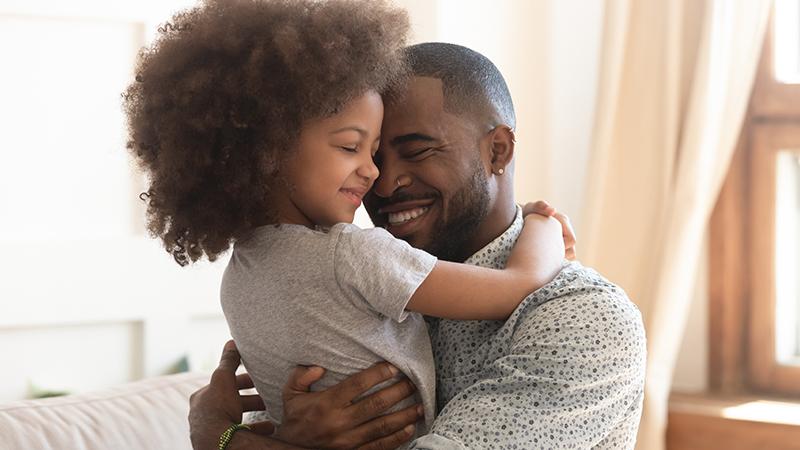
[411,207,646,449]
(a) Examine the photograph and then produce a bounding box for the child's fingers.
[522,201,555,217]
[522,200,550,215]
[565,247,577,261]
[554,212,576,248]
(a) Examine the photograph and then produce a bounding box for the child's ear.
[487,125,515,175]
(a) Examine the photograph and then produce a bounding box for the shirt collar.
[463,205,524,269]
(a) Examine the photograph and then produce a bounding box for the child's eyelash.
[341,146,358,153]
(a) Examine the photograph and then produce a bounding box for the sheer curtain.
[580,1,770,448]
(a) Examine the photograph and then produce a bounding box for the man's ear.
[487,125,515,175]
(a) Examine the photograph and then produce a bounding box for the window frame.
[747,122,800,394]
[709,18,800,397]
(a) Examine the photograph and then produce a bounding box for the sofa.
[0,372,209,450]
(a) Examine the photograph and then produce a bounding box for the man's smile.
[387,206,429,225]
[377,198,437,236]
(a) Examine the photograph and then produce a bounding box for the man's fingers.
[566,247,577,261]
[339,404,421,447]
[217,340,241,373]
[236,372,255,390]
[241,394,267,412]
[247,420,276,436]
[282,365,326,400]
[345,377,416,424]
[354,424,416,450]
[329,363,400,408]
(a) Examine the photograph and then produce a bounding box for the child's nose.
[359,155,379,182]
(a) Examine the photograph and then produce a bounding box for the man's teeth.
[388,207,429,225]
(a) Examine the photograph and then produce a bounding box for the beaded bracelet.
[218,423,251,450]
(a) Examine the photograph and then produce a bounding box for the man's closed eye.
[407,147,433,160]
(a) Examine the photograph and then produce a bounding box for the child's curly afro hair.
[123,0,409,266]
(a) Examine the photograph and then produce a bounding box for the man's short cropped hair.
[405,42,516,129]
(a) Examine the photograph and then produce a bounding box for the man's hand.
[188,341,298,450]
[522,200,577,260]
[276,363,423,450]
[189,341,422,450]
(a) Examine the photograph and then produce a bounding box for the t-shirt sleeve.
[333,225,437,322]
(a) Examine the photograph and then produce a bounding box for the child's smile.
[339,186,369,207]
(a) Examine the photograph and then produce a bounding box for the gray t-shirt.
[221,222,438,437]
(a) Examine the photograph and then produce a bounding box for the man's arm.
[415,285,646,449]
[188,341,422,450]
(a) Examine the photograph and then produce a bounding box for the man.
[189,43,646,449]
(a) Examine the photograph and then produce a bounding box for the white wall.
[0,0,231,402]
[0,0,707,400]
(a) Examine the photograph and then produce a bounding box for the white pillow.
[0,372,208,450]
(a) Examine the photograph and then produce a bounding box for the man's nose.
[372,162,403,198]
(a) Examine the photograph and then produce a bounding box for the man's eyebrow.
[390,133,436,146]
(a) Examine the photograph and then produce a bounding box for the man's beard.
[425,160,490,262]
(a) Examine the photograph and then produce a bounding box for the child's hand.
[521,201,577,260]
[522,200,556,218]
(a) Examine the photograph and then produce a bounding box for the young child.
[124,0,567,445]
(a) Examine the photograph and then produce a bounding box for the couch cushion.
[0,372,208,450]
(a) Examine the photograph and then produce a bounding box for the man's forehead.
[406,76,445,105]
[385,77,444,119]
[382,76,448,137]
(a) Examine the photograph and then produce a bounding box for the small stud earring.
[497,168,504,175]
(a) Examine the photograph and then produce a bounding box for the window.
[775,150,800,365]
[710,0,800,396]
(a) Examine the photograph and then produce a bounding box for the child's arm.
[406,213,565,320]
